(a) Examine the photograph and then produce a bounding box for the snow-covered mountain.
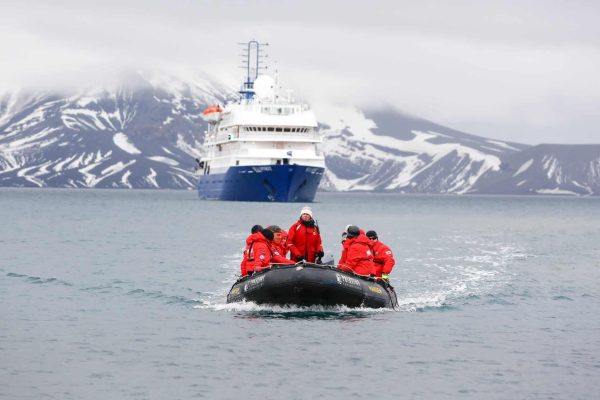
[0,71,229,189]
[1,71,599,195]
[470,144,600,195]
[319,108,600,195]
[318,106,528,194]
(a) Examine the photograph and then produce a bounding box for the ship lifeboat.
[201,105,223,123]
[227,262,398,309]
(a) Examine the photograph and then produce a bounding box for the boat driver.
[365,230,395,282]
[337,225,376,276]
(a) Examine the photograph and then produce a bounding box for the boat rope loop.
[245,262,388,284]
[333,264,391,287]
[334,263,373,278]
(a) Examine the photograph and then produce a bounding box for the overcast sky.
[1,0,599,144]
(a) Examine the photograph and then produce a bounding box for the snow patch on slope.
[147,156,179,166]
[536,188,578,195]
[120,170,132,189]
[513,158,534,177]
[113,132,141,155]
[487,139,520,152]
[145,168,158,187]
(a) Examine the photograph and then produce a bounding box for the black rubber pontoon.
[227,263,398,309]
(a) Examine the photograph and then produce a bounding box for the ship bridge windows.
[242,126,313,133]
[241,126,311,133]
[260,106,296,115]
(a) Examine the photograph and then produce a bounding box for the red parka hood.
[347,233,371,246]
[246,231,270,245]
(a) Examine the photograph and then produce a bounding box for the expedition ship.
[197,41,325,202]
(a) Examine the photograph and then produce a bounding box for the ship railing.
[205,132,322,146]
[205,154,325,164]
[235,131,321,141]
[240,131,320,138]
[234,103,311,114]
[202,148,324,158]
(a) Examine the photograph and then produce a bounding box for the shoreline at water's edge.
[1,186,598,198]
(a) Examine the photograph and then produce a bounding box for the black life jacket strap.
[247,242,255,261]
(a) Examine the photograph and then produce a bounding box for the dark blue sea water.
[1,189,599,399]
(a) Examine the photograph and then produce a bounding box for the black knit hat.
[251,224,263,234]
[346,225,360,239]
[261,228,274,241]
[366,230,378,239]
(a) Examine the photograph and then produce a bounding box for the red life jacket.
[338,233,376,276]
[287,220,323,262]
[270,243,295,265]
[371,240,395,276]
[240,232,273,276]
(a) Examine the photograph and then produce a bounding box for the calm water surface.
[1,189,599,399]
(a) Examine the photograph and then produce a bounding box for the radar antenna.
[238,40,269,100]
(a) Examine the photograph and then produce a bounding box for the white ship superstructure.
[197,41,325,202]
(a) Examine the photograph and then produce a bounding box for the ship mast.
[238,40,268,100]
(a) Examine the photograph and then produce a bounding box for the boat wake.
[3,270,205,308]
[394,234,530,312]
[3,232,529,315]
[199,233,531,314]
[193,300,393,319]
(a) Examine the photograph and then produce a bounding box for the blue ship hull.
[197,165,324,202]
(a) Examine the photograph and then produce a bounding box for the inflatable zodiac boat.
[227,263,398,309]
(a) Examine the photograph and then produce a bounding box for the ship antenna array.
[238,40,269,100]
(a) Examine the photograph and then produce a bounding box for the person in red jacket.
[337,225,376,276]
[240,228,276,276]
[240,229,294,276]
[366,230,395,281]
[267,225,295,265]
[287,206,324,263]
[240,225,262,276]
[280,229,289,255]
